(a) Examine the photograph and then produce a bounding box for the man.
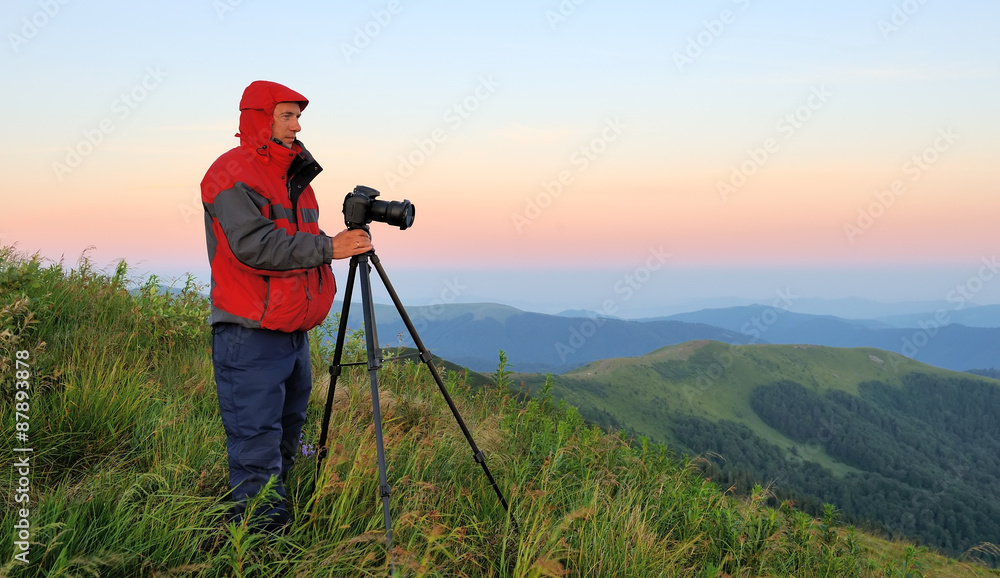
[201,80,371,530]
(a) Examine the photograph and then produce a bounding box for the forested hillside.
[710,374,1000,558]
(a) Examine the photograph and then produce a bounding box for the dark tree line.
[967,368,1000,380]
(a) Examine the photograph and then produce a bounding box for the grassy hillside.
[513,340,1000,565]
[2,246,998,577]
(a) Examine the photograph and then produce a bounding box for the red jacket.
[201,81,335,332]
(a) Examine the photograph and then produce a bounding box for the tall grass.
[2,245,998,577]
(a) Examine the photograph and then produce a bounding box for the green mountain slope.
[514,340,1000,564]
[545,340,954,444]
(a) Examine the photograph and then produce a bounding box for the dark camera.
[342,185,415,231]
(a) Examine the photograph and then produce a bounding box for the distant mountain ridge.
[341,301,752,374]
[338,301,999,374]
[661,304,999,371]
[553,295,980,320]
[875,304,1000,328]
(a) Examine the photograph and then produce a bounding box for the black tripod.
[314,248,515,556]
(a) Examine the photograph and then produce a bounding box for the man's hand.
[331,228,373,260]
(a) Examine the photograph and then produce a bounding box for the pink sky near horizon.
[6,159,995,276]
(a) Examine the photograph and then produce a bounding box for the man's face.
[271,102,302,147]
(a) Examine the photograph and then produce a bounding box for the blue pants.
[211,323,312,527]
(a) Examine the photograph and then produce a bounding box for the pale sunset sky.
[2,0,998,316]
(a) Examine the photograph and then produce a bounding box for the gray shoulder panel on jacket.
[211,182,327,271]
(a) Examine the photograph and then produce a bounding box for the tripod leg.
[369,253,517,531]
[357,254,396,556]
[317,256,359,478]
[315,253,397,569]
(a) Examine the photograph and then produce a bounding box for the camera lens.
[371,199,415,230]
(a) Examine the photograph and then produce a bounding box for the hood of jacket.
[237,80,309,152]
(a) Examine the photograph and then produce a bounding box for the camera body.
[343,185,414,231]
